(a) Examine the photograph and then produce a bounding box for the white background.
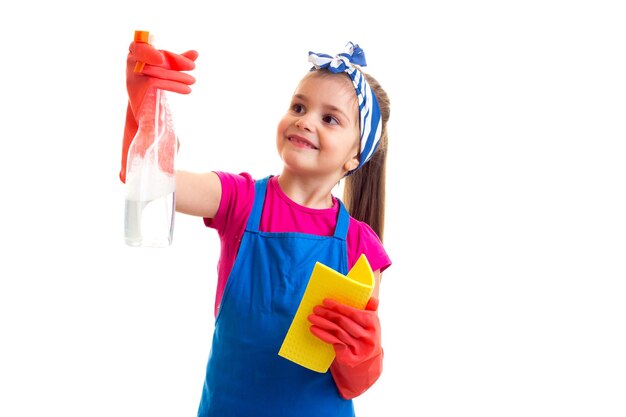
[1,1,625,416]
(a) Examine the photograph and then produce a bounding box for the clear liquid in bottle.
[125,191,175,247]
[124,85,177,247]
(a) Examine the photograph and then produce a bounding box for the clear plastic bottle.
[124,31,177,247]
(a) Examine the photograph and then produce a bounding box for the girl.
[120,39,391,417]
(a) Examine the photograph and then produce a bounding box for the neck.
[276,172,338,209]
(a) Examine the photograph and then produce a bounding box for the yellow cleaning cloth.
[278,254,374,373]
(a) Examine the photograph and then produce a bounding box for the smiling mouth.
[288,136,318,150]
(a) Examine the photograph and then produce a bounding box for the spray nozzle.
[133,30,153,73]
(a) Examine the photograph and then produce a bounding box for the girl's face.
[276,71,360,181]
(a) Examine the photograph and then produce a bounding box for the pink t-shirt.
[204,172,391,316]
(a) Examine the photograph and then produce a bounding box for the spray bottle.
[124,30,177,247]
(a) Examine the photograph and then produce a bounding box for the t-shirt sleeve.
[203,171,255,235]
[347,218,392,274]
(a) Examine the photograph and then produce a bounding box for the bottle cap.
[133,30,151,73]
[134,30,150,43]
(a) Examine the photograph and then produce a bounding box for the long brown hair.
[343,72,390,241]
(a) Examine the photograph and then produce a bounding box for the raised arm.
[175,170,222,219]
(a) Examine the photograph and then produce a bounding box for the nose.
[295,116,312,131]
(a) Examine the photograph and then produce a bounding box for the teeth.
[290,137,315,149]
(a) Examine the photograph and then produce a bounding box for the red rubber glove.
[120,41,198,183]
[309,297,383,399]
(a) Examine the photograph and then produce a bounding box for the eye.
[292,103,305,114]
[322,114,340,125]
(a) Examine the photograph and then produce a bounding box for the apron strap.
[333,199,350,241]
[246,176,272,233]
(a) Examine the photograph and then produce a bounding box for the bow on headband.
[308,42,382,172]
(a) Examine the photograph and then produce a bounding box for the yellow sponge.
[278,254,374,373]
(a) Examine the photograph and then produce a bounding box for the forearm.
[175,170,221,218]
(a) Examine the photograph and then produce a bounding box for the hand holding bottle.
[126,40,199,118]
[121,37,198,183]
[123,31,197,247]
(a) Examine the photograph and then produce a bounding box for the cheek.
[276,117,289,149]
[277,116,290,136]
[351,131,361,155]
[275,119,285,143]
[337,134,360,161]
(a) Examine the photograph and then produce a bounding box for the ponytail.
[343,73,390,241]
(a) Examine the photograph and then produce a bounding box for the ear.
[343,154,359,173]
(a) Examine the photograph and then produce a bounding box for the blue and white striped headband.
[308,42,382,172]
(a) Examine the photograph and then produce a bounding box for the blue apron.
[198,176,354,417]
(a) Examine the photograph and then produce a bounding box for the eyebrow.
[293,94,353,124]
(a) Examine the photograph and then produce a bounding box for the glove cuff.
[330,349,383,400]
